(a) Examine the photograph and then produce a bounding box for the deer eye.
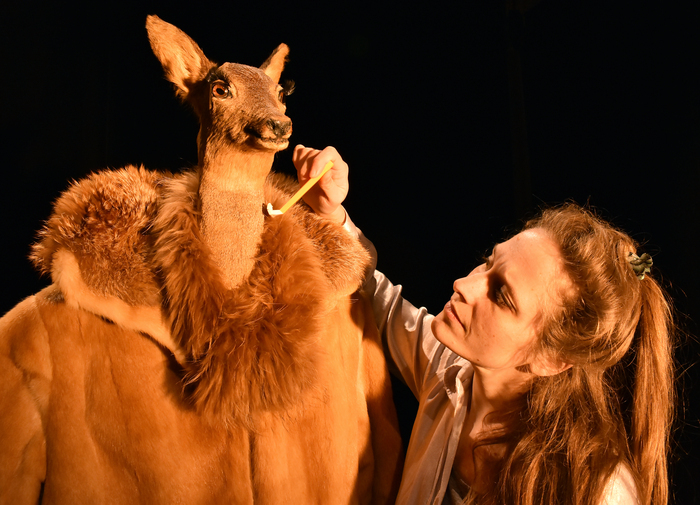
[211,81,231,99]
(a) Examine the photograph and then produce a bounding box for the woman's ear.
[528,353,573,377]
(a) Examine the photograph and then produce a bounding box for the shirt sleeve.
[370,270,442,398]
[343,214,453,399]
[600,464,639,505]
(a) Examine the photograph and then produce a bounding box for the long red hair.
[467,203,675,505]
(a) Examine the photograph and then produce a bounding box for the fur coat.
[0,166,403,504]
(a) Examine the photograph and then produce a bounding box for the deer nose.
[267,119,292,139]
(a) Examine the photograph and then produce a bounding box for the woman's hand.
[292,145,348,224]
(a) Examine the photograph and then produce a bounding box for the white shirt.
[365,269,639,505]
[342,216,639,504]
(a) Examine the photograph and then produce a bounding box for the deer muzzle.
[267,118,292,139]
[245,117,292,151]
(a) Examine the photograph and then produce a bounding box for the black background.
[1,1,698,501]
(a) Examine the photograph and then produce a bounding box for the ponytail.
[630,278,675,505]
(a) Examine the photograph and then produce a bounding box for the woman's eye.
[494,287,507,307]
[212,82,230,98]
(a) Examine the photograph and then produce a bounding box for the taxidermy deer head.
[146,15,294,288]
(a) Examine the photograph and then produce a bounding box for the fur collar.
[31,165,369,426]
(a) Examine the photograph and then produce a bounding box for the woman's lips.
[444,299,463,326]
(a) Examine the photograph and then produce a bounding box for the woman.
[292,145,674,505]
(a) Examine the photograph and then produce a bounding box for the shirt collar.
[442,361,473,407]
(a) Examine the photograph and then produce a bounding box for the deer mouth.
[253,135,290,151]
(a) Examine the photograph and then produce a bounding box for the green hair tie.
[628,252,653,280]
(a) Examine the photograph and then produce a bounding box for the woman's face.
[431,228,569,372]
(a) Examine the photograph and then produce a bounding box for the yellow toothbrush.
[266,161,334,216]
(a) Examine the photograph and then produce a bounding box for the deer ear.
[260,44,289,84]
[146,15,215,99]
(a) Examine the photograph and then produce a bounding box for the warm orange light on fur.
[0,15,403,504]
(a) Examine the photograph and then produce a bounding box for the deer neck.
[198,149,274,290]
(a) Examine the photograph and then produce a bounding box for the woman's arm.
[293,146,455,398]
[367,269,448,399]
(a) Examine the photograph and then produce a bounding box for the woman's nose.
[454,272,488,303]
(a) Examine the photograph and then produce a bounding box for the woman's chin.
[431,316,467,358]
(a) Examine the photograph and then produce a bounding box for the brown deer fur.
[0,15,402,504]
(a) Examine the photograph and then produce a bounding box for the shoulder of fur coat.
[30,165,370,426]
